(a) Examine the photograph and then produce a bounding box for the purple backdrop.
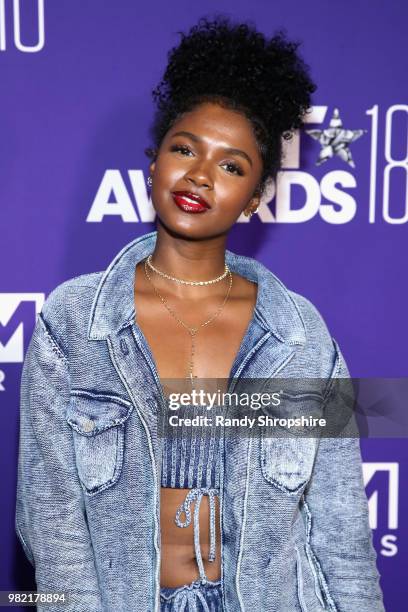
[1,1,407,610]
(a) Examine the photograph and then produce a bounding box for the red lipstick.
[172,191,211,213]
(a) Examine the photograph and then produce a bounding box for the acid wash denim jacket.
[16,230,385,612]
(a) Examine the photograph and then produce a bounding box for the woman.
[16,16,385,612]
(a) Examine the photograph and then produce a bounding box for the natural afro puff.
[147,15,317,195]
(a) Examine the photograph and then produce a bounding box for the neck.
[150,223,229,282]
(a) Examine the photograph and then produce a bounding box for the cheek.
[154,155,185,186]
[215,178,255,212]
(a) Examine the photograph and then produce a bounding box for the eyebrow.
[171,130,253,167]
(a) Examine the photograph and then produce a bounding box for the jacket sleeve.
[302,337,385,612]
[15,311,103,612]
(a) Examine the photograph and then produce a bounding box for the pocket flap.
[66,391,133,436]
[260,388,325,437]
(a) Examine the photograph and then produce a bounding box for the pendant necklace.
[143,257,233,388]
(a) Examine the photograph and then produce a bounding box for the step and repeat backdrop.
[1,1,406,610]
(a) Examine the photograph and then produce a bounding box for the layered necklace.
[143,254,233,388]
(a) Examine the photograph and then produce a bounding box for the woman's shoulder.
[41,271,103,316]
[288,288,350,380]
[39,271,104,349]
[288,289,331,334]
[253,260,341,376]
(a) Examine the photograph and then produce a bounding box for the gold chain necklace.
[146,253,230,286]
[143,257,233,388]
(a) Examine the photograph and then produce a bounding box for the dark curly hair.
[147,16,316,195]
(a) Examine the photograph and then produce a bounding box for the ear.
[149,161,156,175]
[243,189,261,217]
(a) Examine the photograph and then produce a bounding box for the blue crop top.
[160,407,222,583]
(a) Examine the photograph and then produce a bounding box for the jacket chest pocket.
[260,390,323,494]
[66,390,133,496]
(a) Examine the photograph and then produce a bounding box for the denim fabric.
[161,414,222,488]
[160,578,223,611]
[16,230,385,611]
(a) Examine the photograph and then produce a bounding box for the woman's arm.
[15,311,103,612]
[302,338,385,612]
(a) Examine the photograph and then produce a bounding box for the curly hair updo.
[147,16,316,196]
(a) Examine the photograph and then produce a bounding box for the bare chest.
[134,273,257,381]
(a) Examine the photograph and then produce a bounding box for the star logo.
[305,108,366,168]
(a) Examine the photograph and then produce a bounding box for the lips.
[172,191,211,213]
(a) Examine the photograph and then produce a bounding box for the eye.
[170,144,193,156]
[222,161,244,176]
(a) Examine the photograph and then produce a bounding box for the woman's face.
[149,102,263,240]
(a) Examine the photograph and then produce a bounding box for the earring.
[147,175,153,187]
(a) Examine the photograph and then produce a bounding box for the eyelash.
[170,144,244,176]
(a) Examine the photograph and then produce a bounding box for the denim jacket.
[16,230,385,612]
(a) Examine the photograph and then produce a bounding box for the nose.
[184,160,213,190]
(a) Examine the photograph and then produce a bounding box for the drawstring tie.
[174,487,218,584]
[168,580,212,612]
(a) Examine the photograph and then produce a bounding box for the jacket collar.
[88,230,306,346]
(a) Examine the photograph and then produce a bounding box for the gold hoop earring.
[244,207,258,218]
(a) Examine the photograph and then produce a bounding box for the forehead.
[167,102,260,151]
